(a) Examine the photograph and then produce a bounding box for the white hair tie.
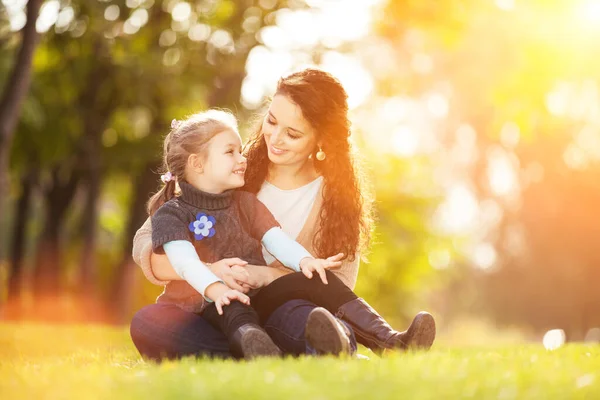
[160,171,173,183]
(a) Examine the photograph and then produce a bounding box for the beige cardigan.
[132,184,359,313]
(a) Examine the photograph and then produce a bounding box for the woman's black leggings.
[252,270,358,324]
[202,271,357,335]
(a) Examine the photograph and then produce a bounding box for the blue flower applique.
[188,213,216,240]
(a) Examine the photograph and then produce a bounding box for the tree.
[0,0,42,258]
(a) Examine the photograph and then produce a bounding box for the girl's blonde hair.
[147,109,239,215]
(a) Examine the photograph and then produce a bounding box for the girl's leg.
[202,301,281,359]
[130,302,231,361]
[252,271,436,354]
[263,299,357,356]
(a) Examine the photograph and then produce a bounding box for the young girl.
[148,109,434,359]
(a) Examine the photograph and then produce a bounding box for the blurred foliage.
[362,0,600,337]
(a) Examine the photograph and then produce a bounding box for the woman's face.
[261,94,318,166]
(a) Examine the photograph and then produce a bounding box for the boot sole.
[306,307,351,356]
[405,311,436,350]
[240,327,282,359]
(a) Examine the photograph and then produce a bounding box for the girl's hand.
[205,282,250,315]
[299,253,344,284]
[214,289,250,315]
[209,258,250,293]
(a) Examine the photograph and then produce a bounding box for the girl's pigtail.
[147,176,177,216]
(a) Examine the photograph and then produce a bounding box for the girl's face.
[261,94,318,166]
[192,129,247,193]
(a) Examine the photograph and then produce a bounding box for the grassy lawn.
[1,323,599,399]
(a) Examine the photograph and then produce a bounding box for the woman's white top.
[257,176,324,265]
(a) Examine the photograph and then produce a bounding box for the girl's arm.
[261,227,313,272]
[163,240,222,299]
[133,217,260,290]
[261,227,342,284]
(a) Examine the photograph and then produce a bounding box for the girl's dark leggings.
[202,271,357,335]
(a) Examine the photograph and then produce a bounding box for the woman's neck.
[266,160,320,190]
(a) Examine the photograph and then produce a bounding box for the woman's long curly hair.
[242,68,374,261]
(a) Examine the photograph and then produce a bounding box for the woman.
[130,68,435,360]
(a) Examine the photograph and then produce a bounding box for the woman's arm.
[132,217,172,286]
[150,252,182,281]
[243,264,291,288]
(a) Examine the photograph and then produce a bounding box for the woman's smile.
[269,144,288,156]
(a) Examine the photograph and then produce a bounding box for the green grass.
[1,323,599,399]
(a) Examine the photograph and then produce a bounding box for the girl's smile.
[186,129,247,194]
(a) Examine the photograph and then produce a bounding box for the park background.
[1,0,600,349]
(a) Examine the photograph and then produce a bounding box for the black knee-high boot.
[335,298,435,354]
[253,271,436,354]
[203,301,281,359]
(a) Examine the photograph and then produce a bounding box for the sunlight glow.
[56,6,74,29]
[209,30,234,53]
[126,0,144,8]
[171,2,191,22]
[575,125,600,160]
[563,144,589,170]
[104,5,120,22]
[391,126,419,157]
[585,327,600,343]
[435,184,479,234]
[576,0,600,24]
[159,29,177,47]
[320,52,373,109]
[129,8,149,28]
[429,249,451,270]
[411,53,434,75]
[495,0,515,11]
[543,329,566,350]
[242,46,294,109]
[471,243,497,270]
[500,122,520,148]
[188,24,211,42]
[242,0,379,107]
[36,0,60,33]
[123,19,140,35]
[259,25,292,50]
[452,124,478,166]
[524,161,544,185]
[426,93,449,119]
[487,147,519,196]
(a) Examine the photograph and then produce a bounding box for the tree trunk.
[33,169,79,301]
[77,38,114,298]
[78,125,105,296]
[2,169,37,319]
[0,0,43,258]
[111,159,162,323]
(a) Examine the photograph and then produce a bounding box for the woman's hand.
[299,253,344,284]
[209,258,250,293]
[204,282,250,315]
[243,264,292,289]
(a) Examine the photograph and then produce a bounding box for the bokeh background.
[1,0,600,347]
